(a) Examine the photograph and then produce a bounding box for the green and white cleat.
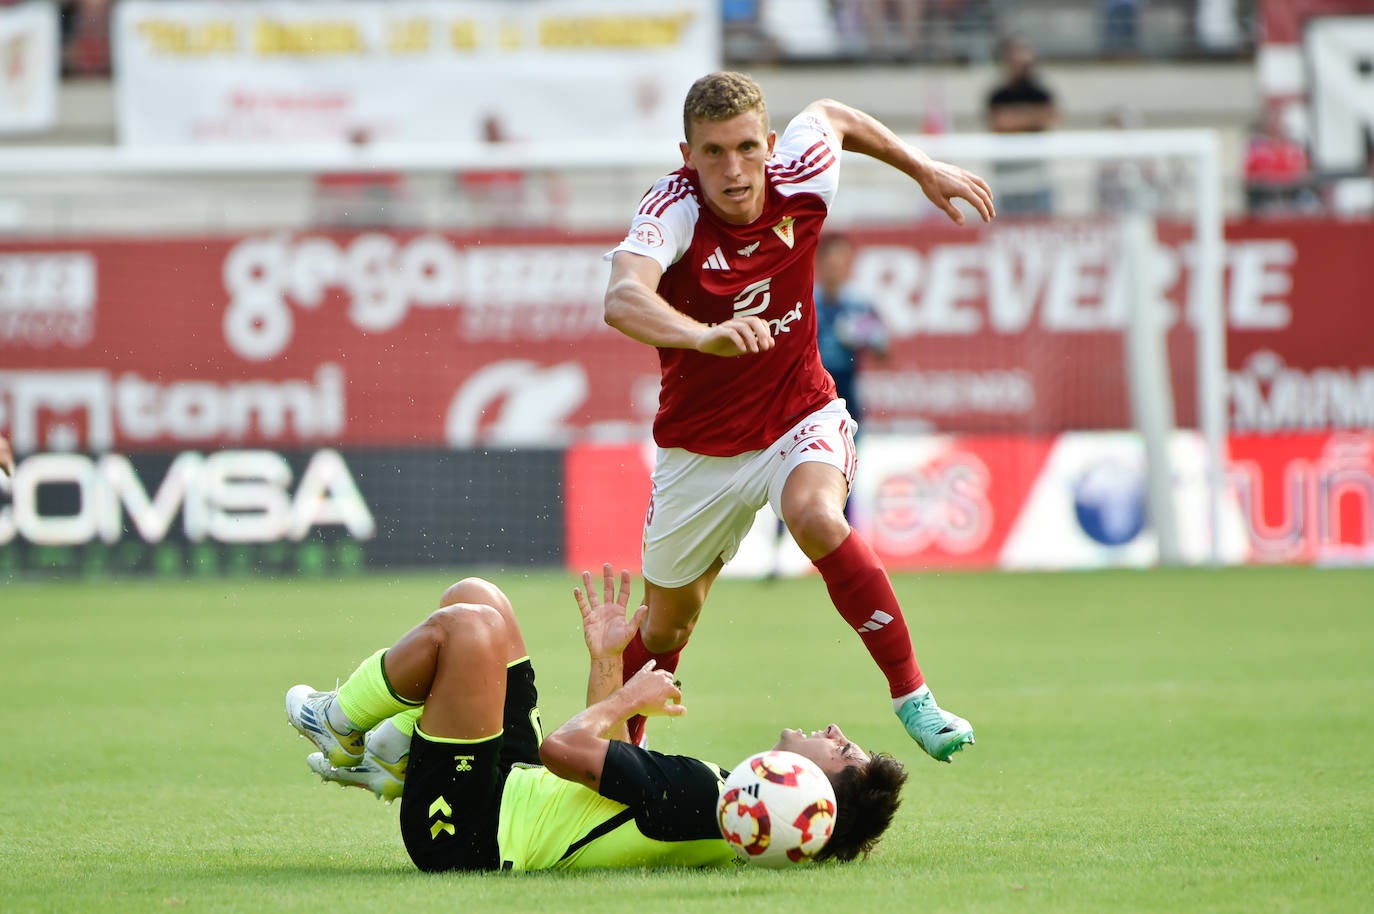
[896,688,974,763]
[307,743,407,804]
[286,684,366,768]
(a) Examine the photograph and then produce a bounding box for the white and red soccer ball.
[716,750,837,867]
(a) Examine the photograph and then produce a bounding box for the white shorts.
[641,400,858,588]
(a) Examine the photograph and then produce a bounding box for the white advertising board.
[114,0,719,146]
[0,2,60,134]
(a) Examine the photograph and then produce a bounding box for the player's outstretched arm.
[806,99,996,226]
[604,252,775,357]
[0,436,12,478]
[575,564,648,740]
[539,661,685,792]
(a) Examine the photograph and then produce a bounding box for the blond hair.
[682,71,768,142]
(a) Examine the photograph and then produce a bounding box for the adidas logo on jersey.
[702,247,730,271]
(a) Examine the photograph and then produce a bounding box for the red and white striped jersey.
[610,112,843,457]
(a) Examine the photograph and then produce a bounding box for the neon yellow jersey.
[496,744,737,872]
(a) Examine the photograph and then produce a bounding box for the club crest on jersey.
[771,216,795,249]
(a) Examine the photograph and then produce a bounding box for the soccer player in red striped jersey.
[604,71,995,762]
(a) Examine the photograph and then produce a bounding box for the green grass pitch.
[3,565,1371,913]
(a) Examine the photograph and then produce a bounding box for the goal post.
[869,128,1228,567]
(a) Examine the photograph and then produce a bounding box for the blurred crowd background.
[5,0,1366,220]
[23,0,1256,76]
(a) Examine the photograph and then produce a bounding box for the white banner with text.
[113,0,718,146]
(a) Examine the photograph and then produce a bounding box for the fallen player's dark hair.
[815,753,908,863]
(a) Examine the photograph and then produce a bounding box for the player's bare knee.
[439,576,513,613]
[784,500,849,552]
[427,602,507,652]
[642,616,694,654]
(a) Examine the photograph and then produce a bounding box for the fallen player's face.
[681,110,775,225]
[774,724,870,777]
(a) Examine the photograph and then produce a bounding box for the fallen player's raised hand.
[574,563,647,662]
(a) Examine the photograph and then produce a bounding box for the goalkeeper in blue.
[285,565,907,872]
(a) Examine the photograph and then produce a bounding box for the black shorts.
[398,659,541,872]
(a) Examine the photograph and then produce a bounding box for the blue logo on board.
[1072,460,1147,546]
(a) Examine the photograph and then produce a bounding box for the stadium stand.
[1,0,1265,232]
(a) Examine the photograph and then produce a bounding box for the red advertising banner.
[849,218,1374,435]
[0,230,654,453]
[1229,432,1374,565]
[1259,0,1374,44]
[2,219,1372,453]
[564,432,1374,573]
[848,435,1055,569]
[564,441,653,574]
[561,435,1069,574]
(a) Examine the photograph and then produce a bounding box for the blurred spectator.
[814,233,888,430]
[722,0,779,62]
[454,113,567,227]
[313,127,413,228]
[772,231,888,559]
[921,0,994,62]
[1243,107,1320,216]
[1100,0,1143,58]
[455,113,528,224]
[0,0,115,78]
[830,0,867,54]
[1095,105,1170,213]
[60,0,110,76]
[850,0,926,60]
[984,34,1060,216]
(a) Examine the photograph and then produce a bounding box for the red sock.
[621,629,684,745]
[812,530,924,698]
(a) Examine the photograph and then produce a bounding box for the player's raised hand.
[574,564,647,662]
[0,436,12,479]
[696,316,775,357]
[624,660,686,718]
[916,158,996,225]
